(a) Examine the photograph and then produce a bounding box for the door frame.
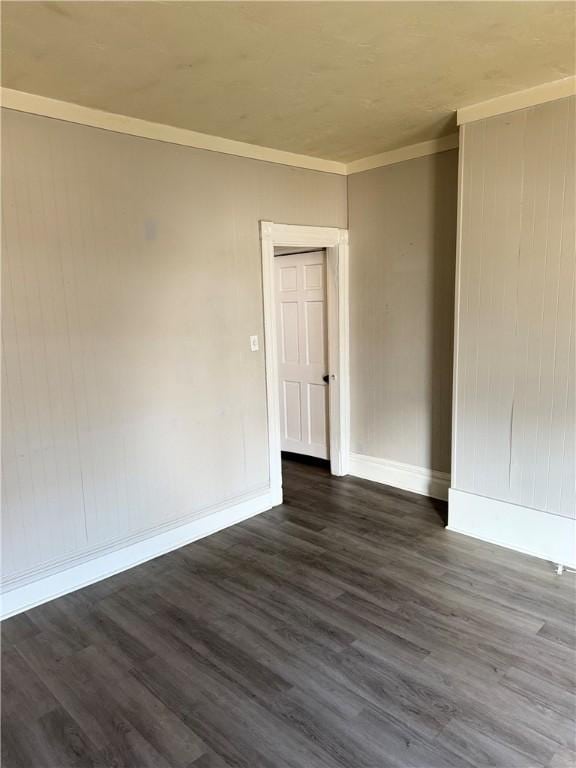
[260,221,350,506]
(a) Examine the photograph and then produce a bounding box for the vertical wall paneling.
[452,96,575,521]
[348,151,458,474]
[1,108,346,585]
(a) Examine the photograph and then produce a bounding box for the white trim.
[349,453,450,501]
[334,230,350,474]
[450,123,466,487]
[346,134,459,175]
[2,88,460,176]
[260,222,350,504]
[0,88,347,176]
[7,82,575,176]
[1,489,273,620]
[448,488,576,568]
[457,76,576,125]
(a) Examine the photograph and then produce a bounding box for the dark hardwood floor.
[2,457,575,768]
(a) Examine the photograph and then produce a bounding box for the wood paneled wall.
[453,96,575,518]
[348,150,458,473]
[1,109,347,583]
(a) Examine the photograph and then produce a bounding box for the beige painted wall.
[1,108,346,582]
[453,96,575,518]
[348,150,458,473]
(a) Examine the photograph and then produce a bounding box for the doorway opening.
[260,221,350,506]
[274,246,330,462]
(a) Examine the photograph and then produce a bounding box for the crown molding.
[457,76,576,125]
[0,88,348,176]
[1,87,461,176]
[346,134,459,175]
[3,80,575,176]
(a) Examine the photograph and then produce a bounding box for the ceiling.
[2,2,575,162]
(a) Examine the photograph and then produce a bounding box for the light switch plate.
[250,335,259,352]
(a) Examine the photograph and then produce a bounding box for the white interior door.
[275,250,329,459]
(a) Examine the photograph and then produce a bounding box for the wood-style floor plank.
[2,456,575,767]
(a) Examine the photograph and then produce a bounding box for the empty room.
[1,2,575,767]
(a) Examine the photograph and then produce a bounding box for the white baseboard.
[448,488,576,567]
[349,453,450,501]
[1,489,274,620]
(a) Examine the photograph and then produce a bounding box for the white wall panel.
[1,108,346,582]
[348,151,458,473]
[453,96,575,520]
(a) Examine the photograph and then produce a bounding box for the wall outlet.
[250,335,259,352]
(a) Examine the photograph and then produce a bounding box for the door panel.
[283,381,302,442]
[305,301,324,364]
[308,383,328,446]
[280,302,299,362]
[279,264,298,291]
[275,251,329,459]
